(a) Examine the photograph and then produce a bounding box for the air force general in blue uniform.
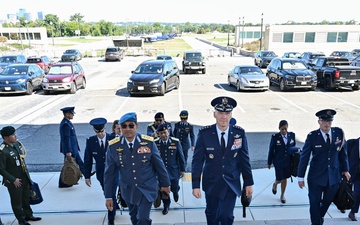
[192,96,254,225]
[104,112,170,225]
[297,109,350,225]
[83,117,118,225]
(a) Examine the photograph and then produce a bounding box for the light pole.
[17,20,24,50]
[227,20,230,46]
[50,21,55,46]
[25,20,31,49]
[259,13,263,51]
[238,17,241,47]
[242,16,245,48]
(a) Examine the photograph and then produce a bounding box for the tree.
[70,13,84,35]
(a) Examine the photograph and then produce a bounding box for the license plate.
[301,81,307,85]
[138,86,144,90]
[349,80,354,84]
[5,87,11,91]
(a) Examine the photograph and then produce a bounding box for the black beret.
[154,112,164,119]
[211,96,237,112]
[1,126,16,137]
[179,110,188,119]
[315,109,336,121]
[157,123,168,132]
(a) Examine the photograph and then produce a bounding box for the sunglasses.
[121,124,135,129]
[95,129,104,133]
[155,119,163,122]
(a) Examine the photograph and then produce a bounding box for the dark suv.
[127,59,180,96]
[298,52,325,65]
[182,50,206,74]
[105,46,124,61]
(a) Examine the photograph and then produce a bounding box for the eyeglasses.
[95,129,104,133]
[121,124,135,129]
[155,119,163,122]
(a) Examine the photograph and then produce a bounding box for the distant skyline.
[1,0,360,25]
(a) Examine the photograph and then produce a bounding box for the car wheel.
[44,90,50,95]
[324,77,333,91]
[81,78,86,89]
[353,85,359,90]
[236,81,242,91]
[310,86,316,91]
[174,77,180,89]
[280,78,287,91]
[202,68,206,74]
[160,83,166,96]
[70,82,77,94]
[26,82,33,95]
[227,76,232,86]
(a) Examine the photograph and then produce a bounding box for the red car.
[41,61,86,95]
[26,56,54,74]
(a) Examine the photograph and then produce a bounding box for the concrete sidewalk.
[0,168,356,225]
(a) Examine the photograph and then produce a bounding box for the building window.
[254,31,260,39]
[246,31,253,39]
[305,32,315,43]
[337,32,348,42]
[34,33,41,40]
[283,32,293,43]
[327,32,348,42]
[327,32,338,42]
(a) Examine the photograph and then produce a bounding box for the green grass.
[144,38,192,57]
[62,38,104,43]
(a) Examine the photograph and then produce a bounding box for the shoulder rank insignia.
[108,137,120,146]
[170,137,179,141]
[0,144,4,151]
[141,134,154,142]
[200,125,211,131]
[233,125,244,130]
[153,138,160,142]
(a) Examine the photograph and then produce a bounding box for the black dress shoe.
[340,209,346,213]
[280,197,286,204]
[108,220,115,225]
[272,182,277,195]
[25,216,42,221]
[349,212,357,221]
[173,193,179,202]
[162,207,168,215]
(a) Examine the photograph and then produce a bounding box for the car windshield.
[282,62,307,70]
[27,58,41,63]
[48,66,72,75]
[287,53,301,58]
[106,48,117,52]
[1,66,28,75]
[186,53,202,59]
[326,60,350,66]
[240,67,263,75]
[157,56,172,60]
[65,50,76,54]
[0,56,17,63]
[134,64,163,74]
[261,52,276,57]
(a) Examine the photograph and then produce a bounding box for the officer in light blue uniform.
[59,106,85,188]
[84,117,118,225]
[104,112,170,225]
[173,110,195,169]
[192,96,254,225]
[146,112,173,138]
[155,123,185,215]
[298,109,351,225]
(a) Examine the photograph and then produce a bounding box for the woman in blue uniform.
[267,120,296,203]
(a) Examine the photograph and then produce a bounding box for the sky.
[1,0,360,25]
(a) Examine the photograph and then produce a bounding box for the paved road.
[0,38,360,173]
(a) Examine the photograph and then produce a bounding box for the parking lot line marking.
[322,93,360,109]
[270,91,308,113]
[216,83,246,113]
[114,96,130,116]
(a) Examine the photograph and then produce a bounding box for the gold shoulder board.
[141,134,154,142]
[108,137,120,146]
[170,137,179,141]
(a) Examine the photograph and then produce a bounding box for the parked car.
[0,54,27,72]
[298,51,325,65]
[127,59,180,96]
[267,58,317,91]
[227,65,269,91]
[282,52,301,59]
[42,61,86,95]
[254,50,277,68]
[61,49,82,61]
[329,51,356,62]
[26,56,54,74]
[156,54,172,60]
[182,50,206,74]
[105,46,124,62]
[0,64,45,95]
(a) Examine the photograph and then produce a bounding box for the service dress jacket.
[104,134,170,205]
[173,121,195,151]
[191,124,254,199]
[346,138,360,181]
[298,127,349,186]
[83,133,111,184]
[267,132,296,168]
[155,136,185,180]
[146,121,173,137]
[59,118,80,155]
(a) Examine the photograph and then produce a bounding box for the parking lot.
[1,51,360,172]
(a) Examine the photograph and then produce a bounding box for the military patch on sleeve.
[108,137,120,146]
[170,137,179,141]
[0,144,4,151]
[141,134,154,142]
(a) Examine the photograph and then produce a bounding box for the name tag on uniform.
[206,148,214,151]
[315,145,322,148]
[92,152,98,155]
[16,160,20,166]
